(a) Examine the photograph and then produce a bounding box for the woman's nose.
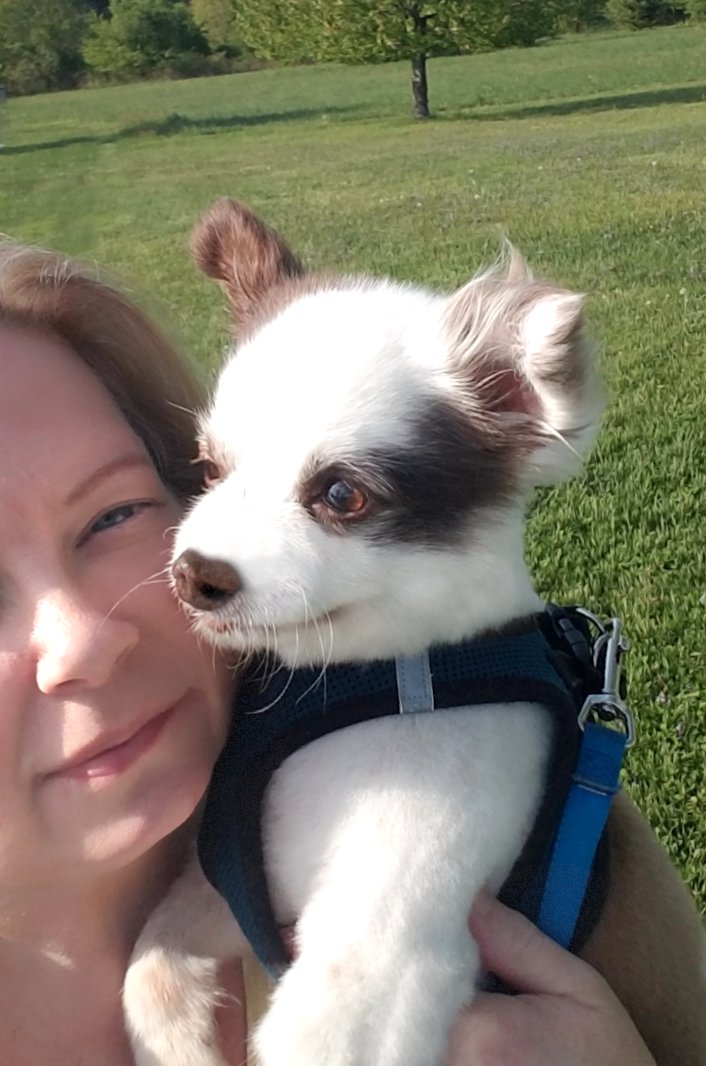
[33,590,139,694]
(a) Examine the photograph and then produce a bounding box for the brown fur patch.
[190,199,305,328]
[242,271,358,341]
[190,200,362,340]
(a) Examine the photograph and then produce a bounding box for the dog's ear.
[444,251,602,484]
[190,198,304,326]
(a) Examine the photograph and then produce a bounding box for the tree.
[76,0,111,13]
[191,0,242,54]
[605,0,685,25]
[556,0,608,31]
[235,0,562,119]
[0,0,87,94]
[82,0,209,79]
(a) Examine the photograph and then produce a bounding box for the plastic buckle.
[575,610,636,749]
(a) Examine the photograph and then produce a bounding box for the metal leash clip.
[574,609,636,748]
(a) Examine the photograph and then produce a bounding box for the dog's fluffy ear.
[444,251,602,484]
[190,198,304,326]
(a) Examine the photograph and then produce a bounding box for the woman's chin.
[41,690,226,872]
[79,768,208,870]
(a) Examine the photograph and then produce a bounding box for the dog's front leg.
[255,878,481,1066]
[254,707,547,1066]
[123,856,247,1066]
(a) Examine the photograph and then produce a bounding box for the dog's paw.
[254,946,475,1066]
[254,959,360,1066]
[123,944,229,1066]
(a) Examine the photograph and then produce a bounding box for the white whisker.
[292,588,333,709]
[535,419,582,462]
[98,567,171,631]
[246,643,298,716]
[166,400,199,418]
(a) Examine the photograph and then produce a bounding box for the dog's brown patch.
[191,199,360,340]
[245,271,359,340]
[190,199,305,328]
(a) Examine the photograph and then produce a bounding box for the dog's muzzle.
[172,549,241,611]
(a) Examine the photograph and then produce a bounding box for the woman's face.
[0,324,230,890]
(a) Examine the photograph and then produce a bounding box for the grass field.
[1,24,705,910]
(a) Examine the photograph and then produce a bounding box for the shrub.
[82,0,209,79]
[556,0,609,32]
[0,0,87,95]
[605,0,686,27]
[191,0,244,56]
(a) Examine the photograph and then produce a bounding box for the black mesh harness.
[198,606,622,976]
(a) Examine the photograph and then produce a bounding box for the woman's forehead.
[0,323,147,499]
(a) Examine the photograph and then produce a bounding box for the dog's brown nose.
[172,549,241,611]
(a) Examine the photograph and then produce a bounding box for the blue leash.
[537,612,634,948]
[537,723,627,946]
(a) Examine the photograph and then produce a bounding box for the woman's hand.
[446,893,657,1066]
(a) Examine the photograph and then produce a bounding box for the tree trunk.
[411,51,429,119]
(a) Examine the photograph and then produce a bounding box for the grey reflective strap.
[395,653,435,713]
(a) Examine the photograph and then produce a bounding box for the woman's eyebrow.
[64,453,154,507]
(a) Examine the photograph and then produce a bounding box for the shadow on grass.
[450,82,706,122]
[1,105,358,155]
[5,82,704,155]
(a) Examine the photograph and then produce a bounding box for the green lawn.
[2,24,705,910]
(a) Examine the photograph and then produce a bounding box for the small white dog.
[122,200,702,1066]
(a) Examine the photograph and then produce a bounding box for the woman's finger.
[469,892,607,1003]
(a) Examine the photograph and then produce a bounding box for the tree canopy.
[82,0,209,79]
[605,0,686,25]
[235,0,563,117]
[0,0,87,94]
[0,0,697,97]
[191,0,243,54]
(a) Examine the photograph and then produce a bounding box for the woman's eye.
[89,502,147,537]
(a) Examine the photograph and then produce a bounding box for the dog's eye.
[322,480,367,515]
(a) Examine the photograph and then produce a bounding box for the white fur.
[124,260,599,1065]
[256,705,547,1066]
[125,856,247,1066]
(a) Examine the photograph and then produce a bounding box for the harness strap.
[198,609,628,976]
[395,653,434,713]
[537,722,626,947]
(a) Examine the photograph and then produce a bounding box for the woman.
[0,239,670,1064]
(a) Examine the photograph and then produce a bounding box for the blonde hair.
[0,241,206,502]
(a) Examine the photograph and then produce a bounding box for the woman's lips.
[48,706,175,781]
